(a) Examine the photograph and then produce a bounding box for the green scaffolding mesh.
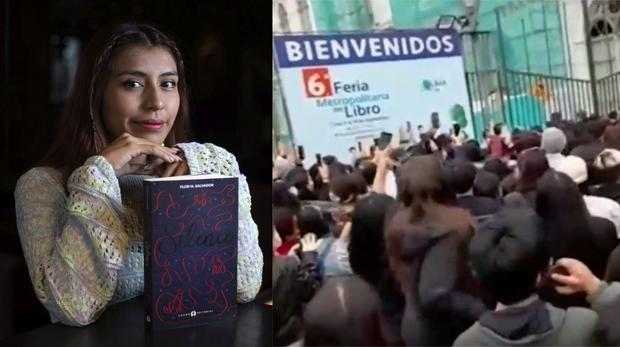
[388,0,567,75]
[311,0,373,32]
[297,0,572,139]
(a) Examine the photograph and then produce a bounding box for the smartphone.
[297,145,305,161]
[431,112,440,129]
[316,153,322,166]
[549,263,570,277]
[378,132,392,150]
[541,263,570,287]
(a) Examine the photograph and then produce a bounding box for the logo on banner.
[303,68,333,98]
[422,79,447,92]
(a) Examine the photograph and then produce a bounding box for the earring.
[161,142,165,147]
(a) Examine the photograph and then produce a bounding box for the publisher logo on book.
[302,67,333,98]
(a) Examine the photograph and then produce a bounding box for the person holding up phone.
[297,145,305,161]
[377,132,393,151]
[348,146,359,168]
[310,153,332,202]
[451,122,469,146]
[430,112,441,135]
[399,121,415,146]
[416,124,425,143]
[371,143,398,198]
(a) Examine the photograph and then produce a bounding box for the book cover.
[143,174,238,330]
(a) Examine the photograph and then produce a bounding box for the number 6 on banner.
[303,68,332,98]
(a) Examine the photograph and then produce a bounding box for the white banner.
[273,29,473,167]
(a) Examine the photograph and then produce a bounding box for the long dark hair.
[536,171,595,266]
[38,22,190,182]
[516,148,549,192]
[389,155,475,297]
[349,193,397,286]
[604,124,620,150]
[297,205,329,238]
[397,155,443,216]
[304,276,387,346]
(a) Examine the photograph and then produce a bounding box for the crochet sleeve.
[175,142,264,303]
[14,156,128,326]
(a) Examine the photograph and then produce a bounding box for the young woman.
[386,155,486,346]
[536,170,616,307]
[14,22,263,326]
[503,148,550,209]
[348,193,403,345]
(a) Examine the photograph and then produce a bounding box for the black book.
[143,174,238,330]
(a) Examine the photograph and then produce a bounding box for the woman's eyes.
[161,80,177,89]
[121,80,177,89]
[122,80,143,88]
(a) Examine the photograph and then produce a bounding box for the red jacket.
[488,136,509,158]
[276,239,299,257]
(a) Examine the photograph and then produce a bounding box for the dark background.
[0,0,272,339]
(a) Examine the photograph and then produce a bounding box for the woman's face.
[102,45,180,145]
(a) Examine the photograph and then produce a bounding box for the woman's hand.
[371,145,397,194]
[318,163,330,183]
[154,150,190,178]
[300,233,322,253]
[373,145,398,170]
[551,258,602,296]
[99,133,182,177]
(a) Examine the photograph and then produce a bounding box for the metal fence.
[462,0,620,137]
[505,70,593,123]
[272,0,620,148]
[465,70,502,139]
[596,71,620,116]
[465,68,599,137]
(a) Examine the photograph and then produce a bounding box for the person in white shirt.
[273,155,294,181]
[555,155,620,237]
[348,146,359,168]
[398,121,416,146]
[416,125,425,143]
[450,123,469,146]
[542,127,568,169]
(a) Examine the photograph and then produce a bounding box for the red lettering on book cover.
[150,183,238,324]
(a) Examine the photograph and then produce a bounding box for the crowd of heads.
[272,111,620,346]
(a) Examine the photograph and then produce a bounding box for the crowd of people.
[272,112,620,346]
